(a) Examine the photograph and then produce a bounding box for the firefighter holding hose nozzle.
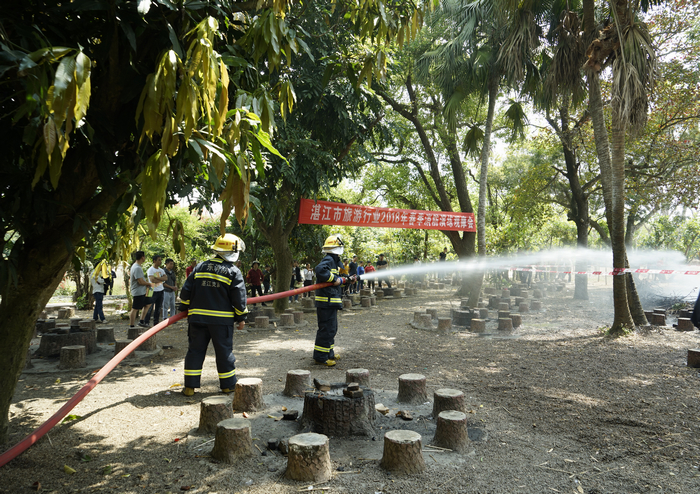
[313,234,358,367]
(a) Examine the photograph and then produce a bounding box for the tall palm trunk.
[609,113,635,332]
[477,74,499,257]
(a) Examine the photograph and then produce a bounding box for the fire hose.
[0,281,337,467]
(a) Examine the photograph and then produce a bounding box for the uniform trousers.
[184,323,237,389]
[313,307,338,362]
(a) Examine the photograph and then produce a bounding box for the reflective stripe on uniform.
[314,345,331,352]
[234,307,248,316]
[188,308,234,318]
[184,369,202,376]
[329,298,342,303]
[180,299,190,305]
[218,369,236,379]
[316,296,329,302]
[194,272,232,285]
[209,258,223,263]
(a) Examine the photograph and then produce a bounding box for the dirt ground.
[3,278,700,494]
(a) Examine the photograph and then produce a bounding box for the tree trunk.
[0,242,73,444]
[477,75,499,257]
[268,230,293,313]
[609,113,634,333]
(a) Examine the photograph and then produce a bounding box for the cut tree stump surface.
[433,388,466,416]
[232,378,264,412]
[397,373,428,404]
[301,388,376,437]
[286,433,332,482]
[433,410,470,452]
[283,369,311,397]
[346,368,370,387]
[36,330,97,357]
[380,430,425,475]
[198,396,234,433]
[59,345,86,369]
[210,418,252,463]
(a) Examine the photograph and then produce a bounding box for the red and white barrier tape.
[504,267,700,276]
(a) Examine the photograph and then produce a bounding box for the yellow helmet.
[322,234,344,255]
[212,234,245,262]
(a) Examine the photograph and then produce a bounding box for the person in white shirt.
[91,271,107,323]
[144,255,168,326]
[302,263,315,297]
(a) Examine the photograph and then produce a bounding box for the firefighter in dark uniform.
[313,234,356,366]
[179,234,248,396]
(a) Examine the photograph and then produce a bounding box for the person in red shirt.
[246,260,265,306]
[185,259,197,279]
[364,262,376,291]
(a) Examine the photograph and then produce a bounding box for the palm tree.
[583,0,657,333]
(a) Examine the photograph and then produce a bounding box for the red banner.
[298,198,475,232]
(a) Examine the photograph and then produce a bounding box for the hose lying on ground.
[0,282,332,467]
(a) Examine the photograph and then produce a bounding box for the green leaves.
[141,151,170,239]
[27,48,92,189]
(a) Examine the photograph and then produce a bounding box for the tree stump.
[57,308,69,319]
[360,289,372,297]
[519,303,529,313]
[301,298,315,309]
[510,314,522,328]
[96,327,115,343]
[255,316,269,329]
[58,345,86,369]
[488,296,501,309]
[293,311,304,323]
[70,317,82,328]
[677,318,695,331]
[531,300,542,310]
[286,433,332,482]
[79,319,96,331]
[433,388,466,416]
[210,418,252,463]
[501,289,510,298]
[375,290,385,299]
[413,310,425,322]
[451,310,471,327]
[302,387,376,436]
[415,313,433,328]
[433,411,470,452]
[498,302,510,311]
[437,283,445,289]
[497,310,510,319]
[370,296,377,306]
[460,299,470,308]
[688,349,700,368]
[437,317,452,334]
[283,369,311,397]
[138,333,158,351]
[514,296,524,306]
[262,307,278,319]
[232,378,264,412]
[342,299,352,309]
[650,313,666,326]
[361,297,371,307]
[498,318,513,331]
[127,326,142,340]
[279,313,294,326]
[426,308,438,320]
[644,310,654,321]
[653,308,666,315]
[478,308,489,320]
[346,368,370,387]
[470,319,486,333]
[533,289,543,299]
[484,287,495,295]
[380,430,425,475]
[397,373,428,404]
[36,330,97,357]
[114,339,135,358]
[520,290,529,299]
[198,396,234,433]
[383,287,395,297]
